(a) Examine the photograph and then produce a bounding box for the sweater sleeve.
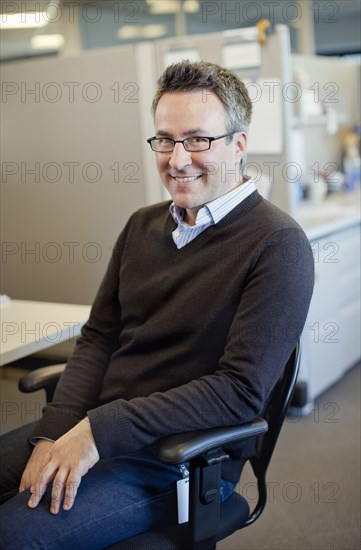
[87,226,314,458]
[30,229,125,441]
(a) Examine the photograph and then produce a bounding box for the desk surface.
[295,191,361,241]
[0,299,91,367]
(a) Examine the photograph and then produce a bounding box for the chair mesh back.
[251,341,301,476]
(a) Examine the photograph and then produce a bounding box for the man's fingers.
[50,476,66,515]
[50,472,81,513]
[19,478,27,493]
[63,476,81,511]
[28,481,47,508]
[28,462,57,509]
[19,440,54,495]
[24,419,98,512]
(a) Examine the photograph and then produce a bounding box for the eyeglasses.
[146,132,235,153]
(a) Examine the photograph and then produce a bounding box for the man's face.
[154,91,247,225]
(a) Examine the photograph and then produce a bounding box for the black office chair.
[19,340,301,550]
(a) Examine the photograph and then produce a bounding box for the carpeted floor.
[218,363,361,550]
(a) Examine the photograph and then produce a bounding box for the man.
[0,61,314,548]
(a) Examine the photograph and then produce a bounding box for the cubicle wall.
[1,44,157,305]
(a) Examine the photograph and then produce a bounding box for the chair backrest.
[252,339,301,476]
[243,340,301,526]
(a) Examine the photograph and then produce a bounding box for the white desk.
[0,300,91,367]
[294,192,361,410]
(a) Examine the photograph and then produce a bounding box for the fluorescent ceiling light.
[117,26,142,40]
[146,1,178,14]
[0,13,49,29]
[184,1,200,14]
[31,34,64,50]
[142,24,167,38]
[117,24,167,40]
[146,0,200,14]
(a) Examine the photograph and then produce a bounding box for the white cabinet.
[297,222,361,408]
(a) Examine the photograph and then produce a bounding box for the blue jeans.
[0,423,236,549]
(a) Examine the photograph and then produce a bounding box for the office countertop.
[0,300,91,367]
[294,191,361,241]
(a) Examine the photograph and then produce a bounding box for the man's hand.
[25,418,100,514]
[19,439,54,494]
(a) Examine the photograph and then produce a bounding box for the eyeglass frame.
[146,132,235,153]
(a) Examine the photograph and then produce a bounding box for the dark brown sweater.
[32,191,314,482]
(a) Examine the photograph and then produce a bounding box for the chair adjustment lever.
[198,450,230,505]
[201,488,218,504]
[202,449,229,466]
[189,449,230,543]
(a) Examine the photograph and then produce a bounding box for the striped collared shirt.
[169,178,257,249]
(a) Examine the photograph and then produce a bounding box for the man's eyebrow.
[156,130,172,137]
[156,128,209,137]
[184,128,208,136]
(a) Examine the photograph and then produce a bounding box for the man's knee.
[0,423,34,503]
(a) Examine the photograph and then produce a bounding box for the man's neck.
[184,178,246,226]
[184,207,199,226]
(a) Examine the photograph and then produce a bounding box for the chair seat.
[107,492,250,550]
[216,492,250,540]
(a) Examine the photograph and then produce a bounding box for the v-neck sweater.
[32,191,314,482]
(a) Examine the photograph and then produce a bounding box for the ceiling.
[0,0,360,61]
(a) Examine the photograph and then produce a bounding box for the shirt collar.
[169,177,256,227]
[169,202,212,227]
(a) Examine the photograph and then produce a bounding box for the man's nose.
[168,142,193,170]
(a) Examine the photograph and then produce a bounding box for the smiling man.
[152,90,247,224]
[0,61,314,549]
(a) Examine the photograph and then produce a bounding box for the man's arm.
[20,228,126,513]
[29,224,129,443]
[87,226,314,459]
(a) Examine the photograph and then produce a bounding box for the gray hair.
[151,60,253,141]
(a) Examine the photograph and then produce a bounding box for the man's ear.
[234,132,247,161]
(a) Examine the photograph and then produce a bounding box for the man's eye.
[157,138,172,145]
[188,137,208,145]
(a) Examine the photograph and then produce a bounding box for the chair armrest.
[18,364,66,394]
[157,418,268,464]
[18,368,267,464]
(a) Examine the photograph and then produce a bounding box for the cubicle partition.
[1,44,155,305]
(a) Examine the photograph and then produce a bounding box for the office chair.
[19,340,301,550]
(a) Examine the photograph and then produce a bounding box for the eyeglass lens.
[152,137,210,152]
